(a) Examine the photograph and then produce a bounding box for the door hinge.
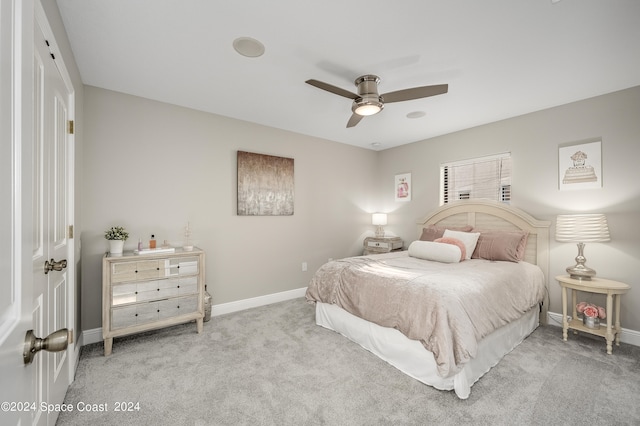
[68,120,74,135]
[68,225,74,239]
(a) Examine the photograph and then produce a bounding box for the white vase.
[109,240,124,255]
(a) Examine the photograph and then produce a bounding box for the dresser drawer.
[112,276,200,306]
[158,296,199,320]
[111,260,161,283]
[367,240,390,249]
[111,295,199,329]
[111,302,160,329]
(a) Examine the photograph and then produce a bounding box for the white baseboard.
[547,311,640,347]
[82,295,639,348]
[81,287,308,347]
[81,326,104,346]
[211,287,307,317]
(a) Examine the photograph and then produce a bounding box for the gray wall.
[378,86,640,332]
[80,86,378,330]
[81,85,639,334]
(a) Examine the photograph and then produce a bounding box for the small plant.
[104,226,129,241]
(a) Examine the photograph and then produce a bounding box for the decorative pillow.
[471,230,529,262]
[419,225,473,242]
[442,229,481,260]
[408,240,462,263]
[434,237,466,261]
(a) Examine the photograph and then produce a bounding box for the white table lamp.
[372,213,388,237]
[555,214,610,280]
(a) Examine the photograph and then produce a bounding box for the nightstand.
[556,275,630,354]
[363,236,403,255]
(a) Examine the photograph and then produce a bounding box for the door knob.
[44,258,67,274]
[23,329,69,364]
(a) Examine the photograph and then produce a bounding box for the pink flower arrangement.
[576,301,606,319]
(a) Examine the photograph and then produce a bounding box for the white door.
[32,11,74,426]
[0,1,36,425]
[0,3,75,425]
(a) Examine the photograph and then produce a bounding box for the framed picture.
[237,151,294,215]
[558,140,602,190]
[395,173,411,202]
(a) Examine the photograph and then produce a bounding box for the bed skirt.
[315,302,539,399]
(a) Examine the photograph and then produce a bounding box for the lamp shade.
[555,214,610,243]
[372,213,387,226]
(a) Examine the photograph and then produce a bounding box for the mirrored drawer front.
[111,296,199,330]
[158,297,198,320]
[112,277,199,306]
[166,258,199,277]
[112,260,160,283]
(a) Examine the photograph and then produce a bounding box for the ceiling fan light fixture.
[353,98,384,116]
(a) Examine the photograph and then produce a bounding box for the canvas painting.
[558,140,602,190]
[237,151,294,215]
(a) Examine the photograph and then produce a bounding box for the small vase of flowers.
[104,226,129,255]
[576,302,606,329]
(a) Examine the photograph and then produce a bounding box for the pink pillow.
[434,237,467,261]
[420,225,473,242]
[471,230,529,262]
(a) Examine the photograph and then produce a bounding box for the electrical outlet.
[302,262,307,272]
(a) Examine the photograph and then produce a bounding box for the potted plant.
[104,226,129,255]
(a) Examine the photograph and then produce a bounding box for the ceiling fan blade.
[381,84,448,103]
[346,113,364,128]
[306,79,358,100]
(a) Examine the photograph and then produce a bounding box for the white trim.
[441,151,510,168]
[81,287,309,346]
[211,287,307,317]
[81,327,103,346]
[547,311,640,347]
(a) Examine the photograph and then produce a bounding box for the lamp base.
[567,242,596,280]
[566,264,596,280]
[375,226,385,238]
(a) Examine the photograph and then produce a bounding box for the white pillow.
[408,240,462,264]
[442,229,481,260]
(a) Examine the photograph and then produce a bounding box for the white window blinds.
[440,153,511,205]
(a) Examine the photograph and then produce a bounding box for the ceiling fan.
[305,74,448,128]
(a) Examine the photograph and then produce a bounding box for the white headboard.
[417,200,551,321]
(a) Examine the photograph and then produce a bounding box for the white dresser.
[102,248,205,355]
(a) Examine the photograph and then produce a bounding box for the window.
[440,153,511,205]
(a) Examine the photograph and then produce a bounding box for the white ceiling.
[56,0,640,151]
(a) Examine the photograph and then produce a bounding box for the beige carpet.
[58,298,640,425]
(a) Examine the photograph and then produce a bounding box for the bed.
[305,200,550,399]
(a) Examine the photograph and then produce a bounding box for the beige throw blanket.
[305,252,546,378]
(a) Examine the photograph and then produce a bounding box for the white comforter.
[305,252,546,378]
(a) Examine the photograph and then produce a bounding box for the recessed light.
[371,142,382,148]
[406,111,426,119]
[232,37,265,58]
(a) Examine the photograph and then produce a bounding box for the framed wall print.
[395,173,411,202]
[237,151,294,215]
[558,140,602,190]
